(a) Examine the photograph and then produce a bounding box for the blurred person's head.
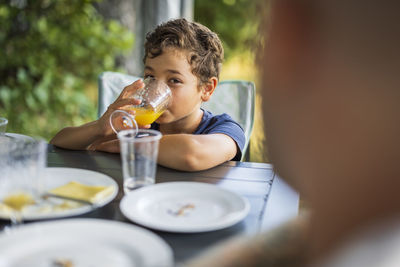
[143,19,224,125]
[262,0,400,258]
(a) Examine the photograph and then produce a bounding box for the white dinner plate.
[0,218,173,267]
[120,182,250,233]
[0,167,118,220]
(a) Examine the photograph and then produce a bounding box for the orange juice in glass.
[110,77,171,133]
[126,107,164,126]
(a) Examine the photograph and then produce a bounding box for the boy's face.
[144,48,204,124]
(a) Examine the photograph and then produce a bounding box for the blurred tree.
[95,0,194,76]
[195,0,268,162]
[0,0,134,140]
[194,0,263,59]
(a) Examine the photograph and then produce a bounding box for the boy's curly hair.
[144,18,224,85]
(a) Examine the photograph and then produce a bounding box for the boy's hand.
[91,138,120,153]
[96,79,149,137]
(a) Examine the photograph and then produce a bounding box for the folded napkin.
[1,193,35,211]
[48,181,114,204]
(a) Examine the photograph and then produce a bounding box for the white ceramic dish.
[0,167,118,220]
[120,182,250,233]
[0,218,173,267]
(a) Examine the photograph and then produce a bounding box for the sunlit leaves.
[0,0,134,140]
[194,0,263,58]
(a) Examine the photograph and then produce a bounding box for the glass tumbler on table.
[0,138,47,226]
[0,117,7,135]
[110,77,172,134]
[117,129,162,194]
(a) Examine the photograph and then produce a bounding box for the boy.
[51,18,245,171]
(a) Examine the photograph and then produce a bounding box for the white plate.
[120,182,250,233]
[0,167,118,220]
[0,218,173,267]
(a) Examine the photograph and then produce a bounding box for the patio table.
[1,145,299,264]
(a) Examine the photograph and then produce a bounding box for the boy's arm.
[50,80,144,150]
[49,120,103,150]
[94,133,238,171]
[157,133,238,171]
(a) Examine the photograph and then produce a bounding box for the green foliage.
[194,0,264,59]
[195,0,268,162]
[0,0,134,140]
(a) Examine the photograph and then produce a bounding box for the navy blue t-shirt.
[151,109,245,161]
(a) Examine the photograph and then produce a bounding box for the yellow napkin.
[49,181,114,204]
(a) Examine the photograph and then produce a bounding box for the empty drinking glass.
[0,138,47,226]
[117,129,162,193]
[0,117,7,135]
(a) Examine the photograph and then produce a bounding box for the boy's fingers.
[139,124,151,129]
[109,98,140,111]
[118,79,144,100]
[95,139,120,153]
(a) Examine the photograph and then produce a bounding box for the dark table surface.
[1,145,299,264]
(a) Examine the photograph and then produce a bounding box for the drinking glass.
[0,138,47,227]
[117,129,162,193]
[0,117,7,135]
[110,77,171,134]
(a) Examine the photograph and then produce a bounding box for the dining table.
[0,144,299,265]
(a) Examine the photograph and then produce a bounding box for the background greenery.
[195,0,263,59]
[1,0,266,162]
[195,0,266,162]
[0,0,133,139]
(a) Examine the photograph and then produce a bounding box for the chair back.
[201,80,255,157]
[98,71,141,118]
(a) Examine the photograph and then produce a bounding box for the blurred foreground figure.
[187,1,400,266]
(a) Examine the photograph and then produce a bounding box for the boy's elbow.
[162,136,218,171]
[49,137,58,146]
[181,153,203,171]
[180,138,206,171]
